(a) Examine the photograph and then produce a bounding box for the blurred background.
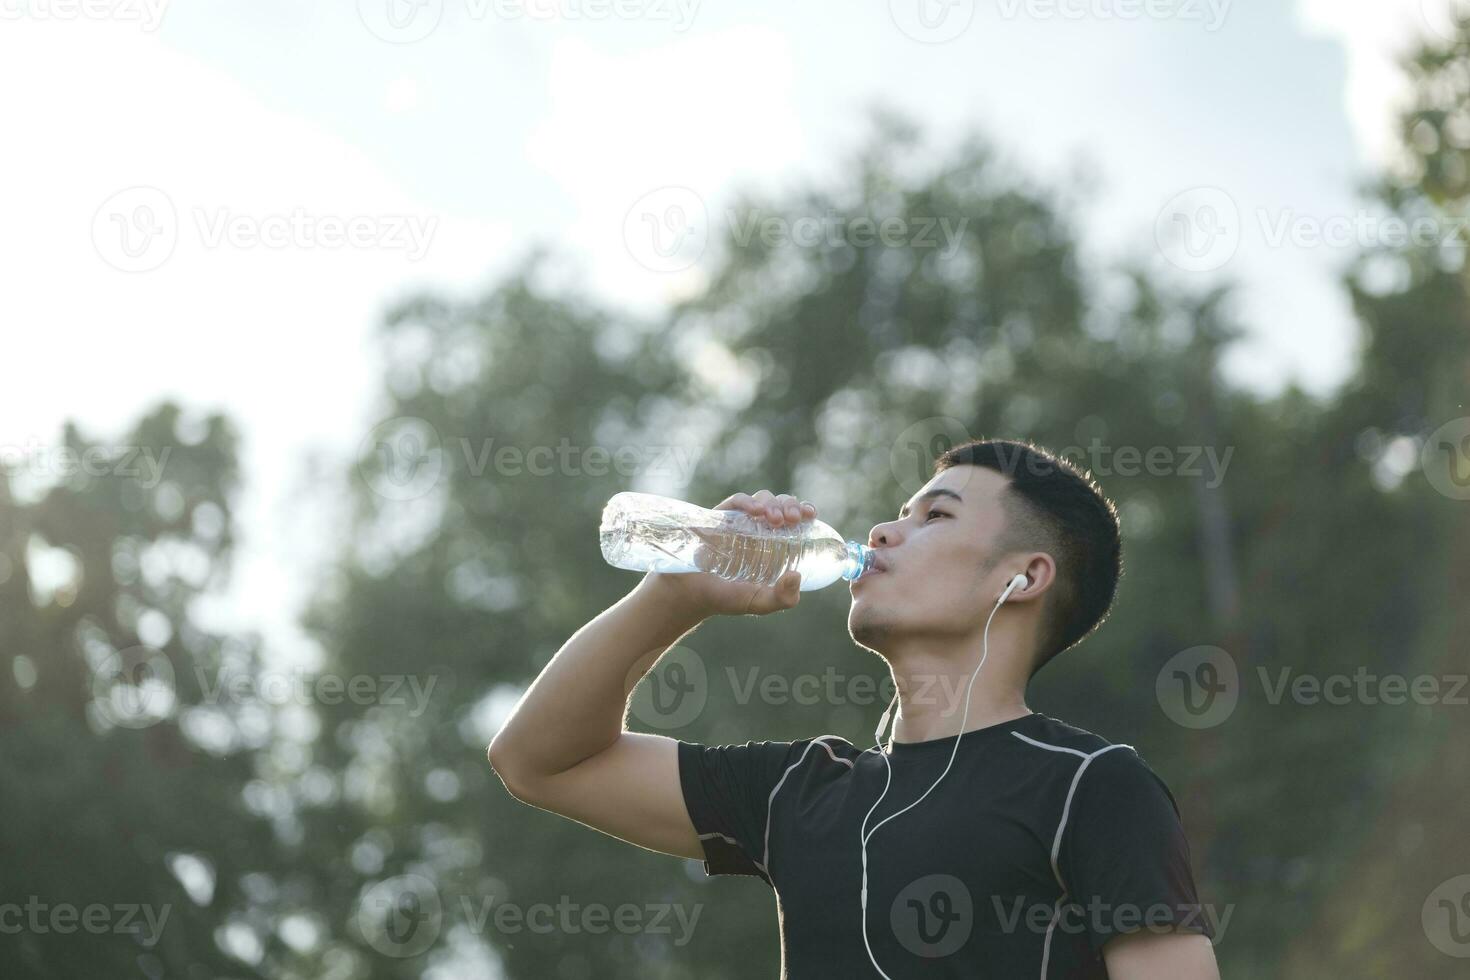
[2,1,1469,977]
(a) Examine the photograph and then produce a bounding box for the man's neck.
[882,627,1032,745]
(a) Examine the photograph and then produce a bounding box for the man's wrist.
[632,571,716,630]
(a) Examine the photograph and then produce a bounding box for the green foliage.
[0,407,273,979]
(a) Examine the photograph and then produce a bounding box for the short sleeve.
[677,739,808,884]
[1057,745,1216,953]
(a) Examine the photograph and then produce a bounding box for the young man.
[488,439,1220,978]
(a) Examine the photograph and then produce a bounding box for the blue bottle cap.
[841,541,875,581]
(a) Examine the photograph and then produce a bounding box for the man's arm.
[486,490,814,860]
[1103,930,1220,979]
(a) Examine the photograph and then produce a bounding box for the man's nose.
[868,521,900,549]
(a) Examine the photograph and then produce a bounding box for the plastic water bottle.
[599,492,875,591]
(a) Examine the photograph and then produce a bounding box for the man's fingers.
[714,491,754,511]
[715,490,774,519]
[753,490,788,525]
[754,492,804,526]
[771,494,802,525]
[713,490,814,528]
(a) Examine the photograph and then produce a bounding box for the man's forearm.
[488,574,706,784]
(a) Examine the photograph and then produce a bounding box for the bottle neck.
[841,541,875,581]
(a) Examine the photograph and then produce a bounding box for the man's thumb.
[778,570,802,606]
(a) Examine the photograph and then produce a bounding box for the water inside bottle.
[600,498,869,590]
[604,514,801,585]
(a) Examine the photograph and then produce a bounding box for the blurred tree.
[292,265,696,979]
[1277,18,1470,978]
[0,405,275,979]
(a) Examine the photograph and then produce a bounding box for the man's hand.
[641,489,816,619]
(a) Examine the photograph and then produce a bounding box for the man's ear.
[1005,553,1056,603]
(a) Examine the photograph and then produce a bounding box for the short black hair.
[934,438,1122,676]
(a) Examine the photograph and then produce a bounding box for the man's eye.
[926,511,950,521]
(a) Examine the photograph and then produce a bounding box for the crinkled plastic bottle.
[599,492,874,591]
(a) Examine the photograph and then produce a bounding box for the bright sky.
[1,0,1459,666]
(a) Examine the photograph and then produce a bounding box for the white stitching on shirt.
[1010,732,1132,980]
[761,735,853,877]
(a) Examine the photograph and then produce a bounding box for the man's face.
[847,464,1015,653]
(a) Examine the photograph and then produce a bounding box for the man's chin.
[847,608,895,655]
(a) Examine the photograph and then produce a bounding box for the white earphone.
[859,571,1029,978]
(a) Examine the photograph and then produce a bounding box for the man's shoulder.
[1018,715,1180,809]
[1013,714,1168,782]
[1014,712,1129,757]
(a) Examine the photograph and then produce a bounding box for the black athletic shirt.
[677,712,1214,978]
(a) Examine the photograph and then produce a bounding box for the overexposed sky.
[1,0,1459,665]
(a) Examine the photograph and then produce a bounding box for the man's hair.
[934,438,1122,677]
